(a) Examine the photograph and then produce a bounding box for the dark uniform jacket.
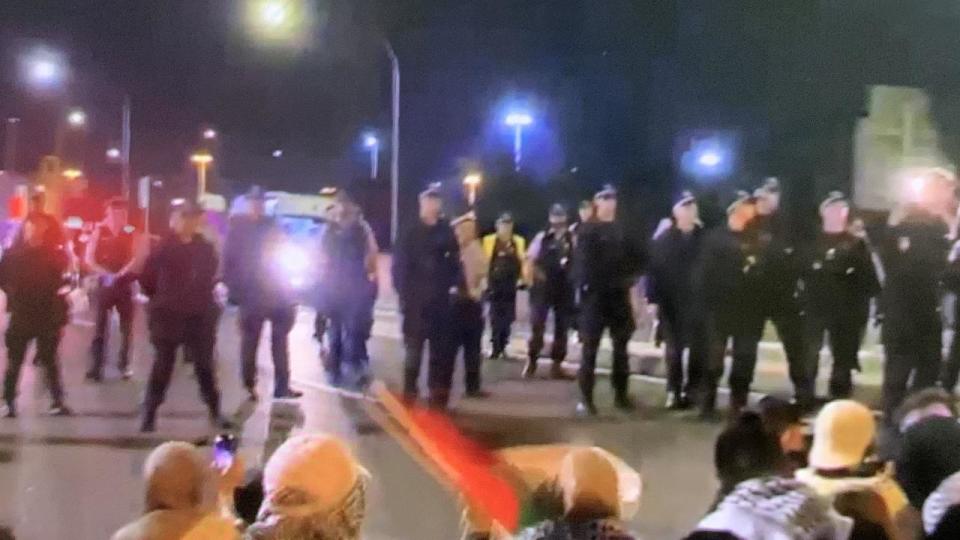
[648,225,704,326]
[572,221,645,296]
[877,212,950,342]
[696,227,767,334]
[140,234,219,317]
[0,242,69,330]
[223,215,295,309]
[94,224,137,287]
[319,219,376,313]
[752,212,803,315]
[799,231,880,321]
[391,218,462,335]
[529,227,574,303]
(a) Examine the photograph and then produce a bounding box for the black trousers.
[883,334,941,418]
[528,288,572,364]
[144,311,220,418]
[239,304,295,396]
[324,299,370,388]
[804,309,864,400]
[88,281,134,377]
[578,290,634,402]
[452,299,484,393]
[661,310,707,398]
[3,320,64,406]
[767,309,810,404]
[488,295,516,356]
[702,314,764,411]
[402,306,455,405]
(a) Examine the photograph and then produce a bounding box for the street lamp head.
[272,149,284,158]
[106,147,122,160]
[244,0,316,50]
[504,112,533,127]
[67,109,87,128]
[62,168,83,180]
[463,173,482,187]
[203,128,218,140]
[697,150,722,168]
[190,152,214,165]
[363,135,379,149]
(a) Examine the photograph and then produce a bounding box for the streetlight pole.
[385,40,400,244]
[121,95,132,200]
[364,135,380,179]
[191,152,213,200]
[4,118,20,172]
[504,112,532,172]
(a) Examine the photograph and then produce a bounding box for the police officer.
[139,200,230,432]
[878,198,952,419]
[647,191,707,409]
[0,213,72,418]
[572,185,644,415]
[84,198,144,382]
[569,200,595,239]
[451,211,489,397]
[752,177,810,408]
[482,213,525,359]
[800,192,881,401]
[392,183,462,407]
[697,192,767,419]
[524,204,575,379]
[317,191,379,390]
[223,186,303,402]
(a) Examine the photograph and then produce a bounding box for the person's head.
[246,186,266,219]
[452,213,478,246]
[754,177,781,215]
[143,442,215,513]
[726,192,757,232]
[331,191,358,225]
[755,396,806,458]
[896,388,957,433]
[898,416,960,509]
[819,192,849,234]
[672,191,699,232]
[105,198,129,231]
[28,187,45,213]
[418,184,443,225]
[714,412,784,494]
[593,185,618,222]
[496,213,514,238]
[22,214,50,248]
[558,448,622,522]
[254,434,367,540]
[578,200,595,223]
[169,200,204,239]
[548,204,568,230]
[809,399,875,471]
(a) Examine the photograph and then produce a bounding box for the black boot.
[522,358,537,379]
[699,389,719,421]
[2,401,16,419]
[140,411,157,433]
[614,391,636,412]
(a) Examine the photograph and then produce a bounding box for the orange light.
[62,168,83,180]
[190,152,213,165]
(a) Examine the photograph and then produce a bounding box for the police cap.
[548,203,567,219]
[672,190,696,211]
[496,212,514,224]
[819,191,848,213]
[726,190,757,216]
[594,184,617,201]
[419,182,442,200]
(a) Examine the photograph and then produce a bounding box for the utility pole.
[121,95,132,199]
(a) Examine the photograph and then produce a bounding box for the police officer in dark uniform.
[223,186,303,402]
[697,192,767,419]
[0,213,72,418]
[139,199,230,432]
[800,192,881,401]
[647,191,707,409]
[878,199,951,419]
[572,185,645,415]
[524,204,575,379]
[752,177,811,409]
[392,183,462,408]
[84,198,142,382]
[483,213,525,359]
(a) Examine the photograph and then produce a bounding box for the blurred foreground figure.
[525,204,575,379]
[392,184,462,407]
[799,192,880,402]
[139,200,229,432]
[85,198,144,382]
[224,186,302,402]
[877,194,952,420]
[451,212,489,397]
[647,191,706,410]
[318,191,379,390]
[896,417,960,539]
[697,192,766,420]
[572,185,644,416]
[0,213,71,418]
[483,212,525,359]
[111,441,238,540]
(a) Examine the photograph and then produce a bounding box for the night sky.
[2,1,960,234]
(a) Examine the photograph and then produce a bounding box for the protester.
[894,417,960,539]
[483,212,526,360]
[795,400,911,538]
[111,441,239,540]
[450,211,489,398]
[754,396,808,473]
[244,434,368,540]
[516,447,638,540]
[894,388,956,434]
[0,213,71,418]
[689,411,853,540]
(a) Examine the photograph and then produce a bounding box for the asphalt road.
[0,300,842,539]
